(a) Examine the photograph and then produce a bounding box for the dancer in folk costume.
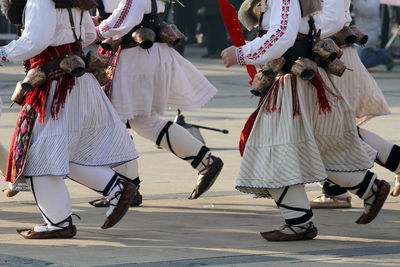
[310,0,400,208]
[222,0,390,241]
[89,0,223,208]
[0,0,140,239]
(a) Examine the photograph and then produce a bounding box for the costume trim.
[236,47,245,66]
[96,26,105,41]
[115,0,132,28]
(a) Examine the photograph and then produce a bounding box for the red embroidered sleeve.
[114,0,133,29]
[242,0,291,63]
[99,0,133,36]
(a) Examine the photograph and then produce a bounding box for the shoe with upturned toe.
[310,193,352,209]
[188,155,223,200]
[356,179,390,224]
[260,222,318,241]
[102,181,137,229]
[17,221,76,239]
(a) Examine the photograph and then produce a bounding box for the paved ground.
[0,45,400,266]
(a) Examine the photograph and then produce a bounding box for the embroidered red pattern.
[237,0,291,65]
[114,0,133,28]
[99,0,133,37]
[96,27,105,40]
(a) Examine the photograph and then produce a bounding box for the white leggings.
[27,161,138,226]
[269,170,376,225]
[128,114,210,171]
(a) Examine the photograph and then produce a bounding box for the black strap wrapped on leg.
[380,145,400,172]
[346,170,374,198]
[275,187,314,226]
[190,146,210,169]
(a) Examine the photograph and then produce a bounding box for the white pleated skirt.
[329,46,390,125]
[110,43,218,120]
[21,73,138,177]
[236,69,377,196]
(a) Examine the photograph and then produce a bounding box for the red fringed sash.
[23,43,78,123]
[239,72,343,156]
[5,43,79,183]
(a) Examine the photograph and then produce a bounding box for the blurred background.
[0,0,399,69]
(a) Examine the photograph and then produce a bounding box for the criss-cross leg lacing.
[363,181,379,213]
[278,223,313,236]
[198,153,214,174]
[106,182,124,217]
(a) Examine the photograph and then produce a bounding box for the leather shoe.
[3,186,19,197]
[188,156,223,199]
[17,224,77,239]
[260,222,318,241]
[102,181,137,229]
[356,179,390,224]
[89,187,143,207]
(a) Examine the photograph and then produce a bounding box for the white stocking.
[113,159,139,179]
[27,176,72,226]
[327,170,376,199]
[129,114,211,171]
[359,128,400,174]
[68,163,116,192]
[268,184,313,226]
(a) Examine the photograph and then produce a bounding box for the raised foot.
[188,156,223,200]
[356,179,390,224]
[102,181,138,229]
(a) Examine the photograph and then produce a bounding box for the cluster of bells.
[251,25,368,98]
[11,21,186,107]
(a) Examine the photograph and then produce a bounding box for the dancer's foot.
[310,192,352,209]
[17,221,76,239]
[356,179,390,224]
[260,222,318,241]
[2,184,19,197]
[89,187,143,207]
[102,181,137,229]
[188,155,223,199]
